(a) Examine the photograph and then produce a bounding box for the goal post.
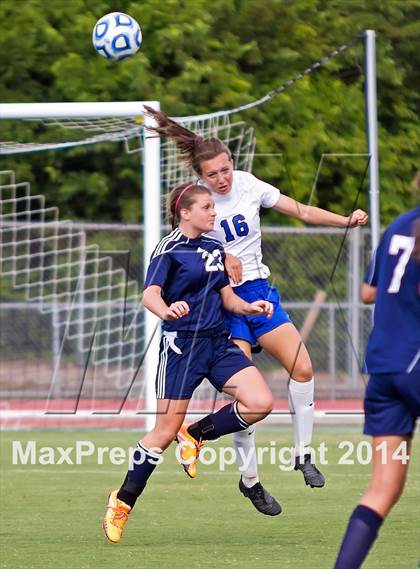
[0,100,161,429]
[142,105,161,428]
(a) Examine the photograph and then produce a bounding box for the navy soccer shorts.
[224,278,291,347]
[155,326,255,400]
[363,371,420,437]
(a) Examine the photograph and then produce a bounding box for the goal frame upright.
[0,100,161,429]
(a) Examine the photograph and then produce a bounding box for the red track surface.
[0,399,363,429]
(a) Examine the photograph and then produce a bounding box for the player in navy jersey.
[334,207,420,569]
[103,182,278,543]
[144,106,368,514]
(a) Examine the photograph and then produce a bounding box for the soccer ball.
[92,12,142,61]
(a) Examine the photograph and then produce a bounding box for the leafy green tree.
[0,0,418,224]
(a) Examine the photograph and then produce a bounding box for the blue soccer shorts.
[224,279,292,347]
[155,326,255,400]
[363,371,420,437]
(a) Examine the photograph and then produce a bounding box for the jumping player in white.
[334,207,420,568]
[145,106,368,515]
[103,182,275,542]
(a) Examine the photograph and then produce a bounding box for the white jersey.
[205,170,280,286]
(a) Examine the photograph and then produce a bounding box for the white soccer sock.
[232,425,259,487]
[288,377,314,458]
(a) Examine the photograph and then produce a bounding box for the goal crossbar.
[0,101,154,119]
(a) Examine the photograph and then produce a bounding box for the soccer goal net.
[0,102,256,429]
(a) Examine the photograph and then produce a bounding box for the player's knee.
[291,362,313,381]
[253,392,273,417]
[266,393,274,414]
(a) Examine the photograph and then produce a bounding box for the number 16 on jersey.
[220,215,249,242]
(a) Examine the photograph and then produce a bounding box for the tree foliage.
[0,0,418,224]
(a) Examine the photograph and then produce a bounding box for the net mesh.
[0,171,147,405]
[0,117,255,193]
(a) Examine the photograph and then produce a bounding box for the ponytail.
[144,105,231,175]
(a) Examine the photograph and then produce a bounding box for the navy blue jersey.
[364,207,420,373]
[144,228,230,332]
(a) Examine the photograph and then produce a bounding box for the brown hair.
[143,105,231,175]
[167,183,211,229]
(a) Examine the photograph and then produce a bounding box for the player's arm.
[271,194,368,228]
[143,285,190,320]
[360,283,376,304]
[219,285,273,317]
[361,239,381,304]
[224,252,243,285]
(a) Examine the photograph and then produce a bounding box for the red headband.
[175,183,195,212]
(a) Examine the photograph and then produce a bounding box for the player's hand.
[245,300,273,318]
[164,301,190,320]
[347,209,368,228]
[225,253,243,285]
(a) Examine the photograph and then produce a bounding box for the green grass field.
[0,428,418,569]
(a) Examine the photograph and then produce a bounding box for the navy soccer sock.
[188,402,250,441]
[117,442,161,508]
[334,504,384,569]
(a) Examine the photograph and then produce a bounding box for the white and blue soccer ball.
[92,12,142,61]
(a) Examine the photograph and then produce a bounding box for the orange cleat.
[175,424,204,479]
[103,490,131,543]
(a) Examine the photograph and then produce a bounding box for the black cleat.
[294,453,325,488]
[239,478,282,516]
